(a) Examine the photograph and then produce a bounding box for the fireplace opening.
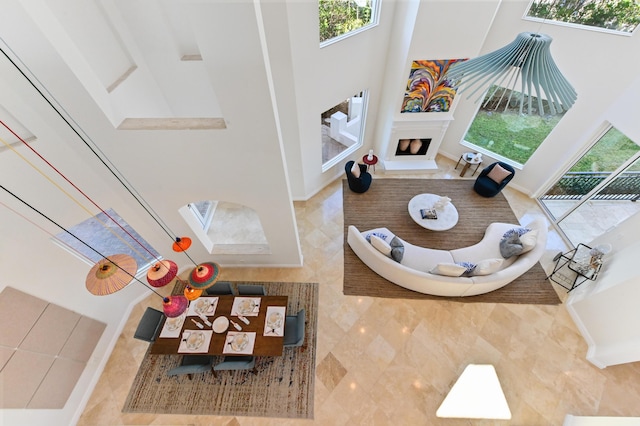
[395,138,431,156]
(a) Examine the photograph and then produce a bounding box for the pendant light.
[446,32,577,116]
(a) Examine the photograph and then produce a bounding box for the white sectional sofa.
[347,217,548,297]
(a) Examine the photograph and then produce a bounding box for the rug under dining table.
[122,281,318,419]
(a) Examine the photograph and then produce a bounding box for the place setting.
[187,296,219,317]
[230,297,261,317]
[159,312,187,338]
[263,306,285,336]
[178,329,213,353]
[223,331,256,355]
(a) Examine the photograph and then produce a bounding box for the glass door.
[539,126,640,246]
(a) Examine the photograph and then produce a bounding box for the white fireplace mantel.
[382,117,452,172]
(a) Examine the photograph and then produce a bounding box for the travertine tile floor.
[78,155,640,426]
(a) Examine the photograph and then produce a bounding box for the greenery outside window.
[319,0,380,45]
[526,0,640,34]
[463,86,564,166]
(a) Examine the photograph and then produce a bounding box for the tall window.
[462,86,564,166]
[526,0,640,34]
[319,0,380,45]
[55,208,160,272]
[321,91,368,171]
[539,125,640,245]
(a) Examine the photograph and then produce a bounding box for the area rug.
[122,281,318,418]
[343,179,561,304]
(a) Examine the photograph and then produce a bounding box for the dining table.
[150,295,288,356]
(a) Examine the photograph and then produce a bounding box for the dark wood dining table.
[150,295,288,356]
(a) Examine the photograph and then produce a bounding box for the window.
[321,90,368,171]
[539,125,640,245]
[462,86,564,166]
[181,201,270,255]
[319,0,380,45]
[189,201,215,229]
[526,0,640,34]
[54,208,160,272]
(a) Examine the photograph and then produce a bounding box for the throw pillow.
[502,227,531,239]
[389,236,404,263]
[351,161,361,178]
[364,230,393,243]
[430,263,467,277]
[473,258,504,275]
[456,261,477,276]
[499,232,523,258]
[519,230,538,253]
[486,163,512,184]
[370,235,392,256]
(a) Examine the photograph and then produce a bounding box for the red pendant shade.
[146,260,178,287]
[162,295,188,318]
[188,262,220,290]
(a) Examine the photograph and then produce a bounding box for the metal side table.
[547,243,603,292]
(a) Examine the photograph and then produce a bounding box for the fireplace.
[395,138,431,156]
[383,119,452,171]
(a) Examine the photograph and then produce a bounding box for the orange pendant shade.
[172,237,192,252]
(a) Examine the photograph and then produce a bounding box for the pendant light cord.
[0,123,162,266]
[0,44,198,267]
[0,184,167,299]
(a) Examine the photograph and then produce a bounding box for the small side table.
[362,154,378,173]
[547,243,603,292]
[455,153,482,177]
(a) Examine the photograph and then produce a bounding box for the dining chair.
[213,355,257,377]
[167,355,214,380]
[133,307,164,342]
[206,281,236,295]
[237,284,267,296]
[283,308,305,348]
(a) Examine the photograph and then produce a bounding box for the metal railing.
[540,171,640,201]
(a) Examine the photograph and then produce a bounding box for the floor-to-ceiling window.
[539,125,640,246]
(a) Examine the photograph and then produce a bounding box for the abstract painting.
[401,59,466,113]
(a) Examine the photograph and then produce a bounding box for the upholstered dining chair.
[206,281,236,296]
[237,284,267,296]
[283,309,306,348]
[167,355,214,380]
[213,355,257,377]
[133,307,164,342]
[473,161,515,197]
[345,160,372,193]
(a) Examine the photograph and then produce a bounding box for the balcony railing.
[540,171,640,201]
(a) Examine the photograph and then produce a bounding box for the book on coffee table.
[420,208,438,220]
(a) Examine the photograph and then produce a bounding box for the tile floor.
[77,155,640,426]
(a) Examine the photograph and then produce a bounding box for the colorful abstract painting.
[401,59,467,113]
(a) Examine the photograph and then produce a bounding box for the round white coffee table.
[408,193,459,231]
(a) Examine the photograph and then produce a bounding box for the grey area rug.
[122,281,318,418]
[343,179,561,305]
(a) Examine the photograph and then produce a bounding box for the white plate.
[238,299,256,315]
[194,298,211,315]
[267,311,283,329]
[185,331,205,350]
[165,316,183,331]
[212,316,229,333]
[230,333,249,352]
